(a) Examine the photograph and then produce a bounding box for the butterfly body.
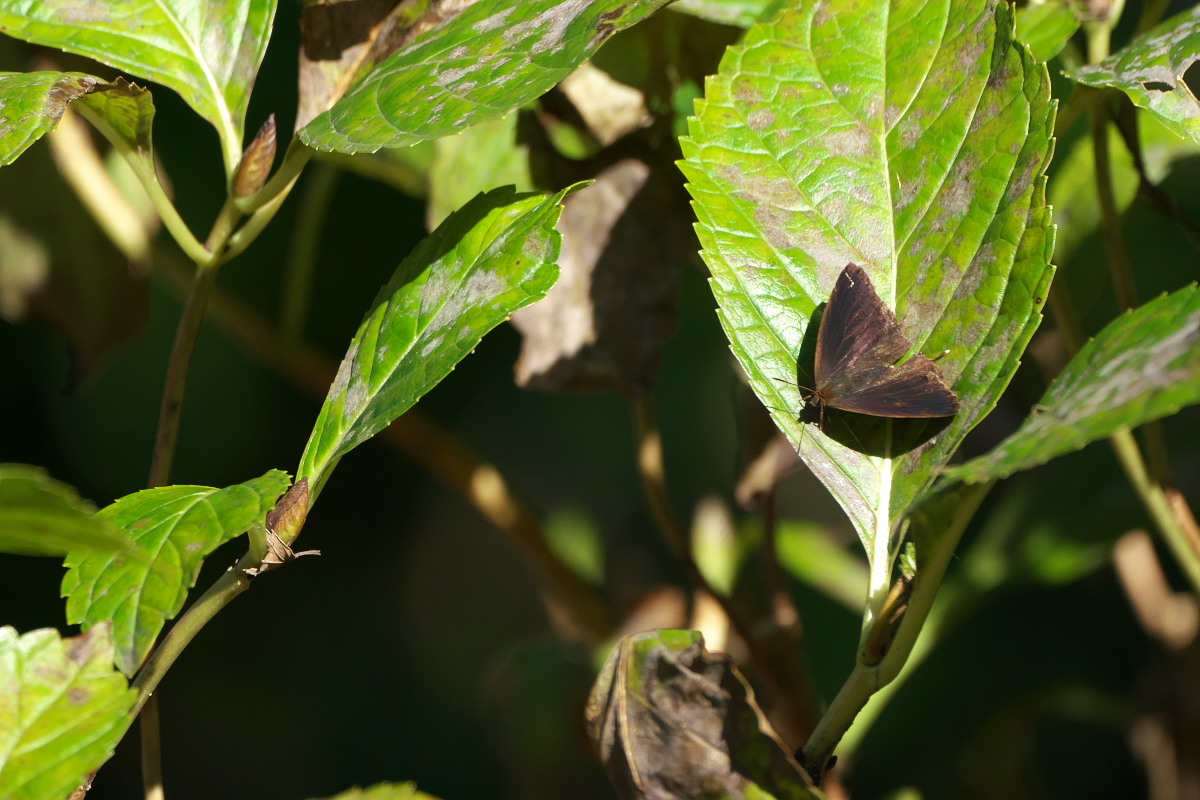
[807,264,959,425]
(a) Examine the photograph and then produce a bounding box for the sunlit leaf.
[298,186,573,499]
[0,72,153,167]
[948,285,1200,483]
[1066,5,1200,145]
[0,0,276,169]
[0,624,135,800]
[678,0,1055,581]
[298,0,672,153]
[61,470,292,676]
[311,782,440,800]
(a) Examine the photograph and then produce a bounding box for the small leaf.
[669,0,778,28]
[0,72,153,167]
[585,629,821,800]
[1066,5,1200,145]
[948,285,1200,483]
[62,470,292,676]
[0,464,134,558]
[298,0,673,154]
[311,782,441,800]
[678,0,1055,571]
[1015,1,1079,63]
[297,186,573,499]
[0,0,277,170]
[0,624,136,800]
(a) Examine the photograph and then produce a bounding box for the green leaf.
[0,71,153,167]
[0,0,276,170]
[678,0,1055,589]
[0,464,136,558]
[0,624,136,800]
[298,0,672,154]
[312,783,441,800]
[1014,1,1079,63]
[670,0,780,28]
[61,470,291,676]
[948,285,1200,483]
[298,186,572,499]
[1066,5,1200,145]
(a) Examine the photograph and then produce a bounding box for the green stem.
[74,105,211,266]
[147,266,220,488]
[801,482,990,779]
[1110,430,1200,595]
[131,558,255,710]
[223,173,301,262]
[139,695,165,800]
[280,162,341,345]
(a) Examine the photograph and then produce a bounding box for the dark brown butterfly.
[805,263,959,427]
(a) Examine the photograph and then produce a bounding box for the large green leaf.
[61,470,291,676]
[948,285,1200,483]
[0,624,135,800]
[0,0,276,170]
[298,0,671,154]
[678,0,1055,599]
[0,71,154,167]
[0,464,136,558]
[297,186,572,499]
[1066,5,1200,145]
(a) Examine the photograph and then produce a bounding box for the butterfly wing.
[814,264,958,418]
[825,354,960,417]
[814,264,912,385]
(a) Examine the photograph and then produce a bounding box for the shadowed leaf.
[0,465,137,558]
[585,629,821,800]
[311,782,441,800]
[512,159,687,397]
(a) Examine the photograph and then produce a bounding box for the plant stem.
[1110,430,1200,594]
[131,561,253,709]
[139,695,165,800]
[801,482,990,779]
[74,105,212,266]
[1090,93,1138,312]
[147,266,220,488]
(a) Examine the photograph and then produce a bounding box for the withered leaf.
[512,159,687,397]
[585,629,820,800]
